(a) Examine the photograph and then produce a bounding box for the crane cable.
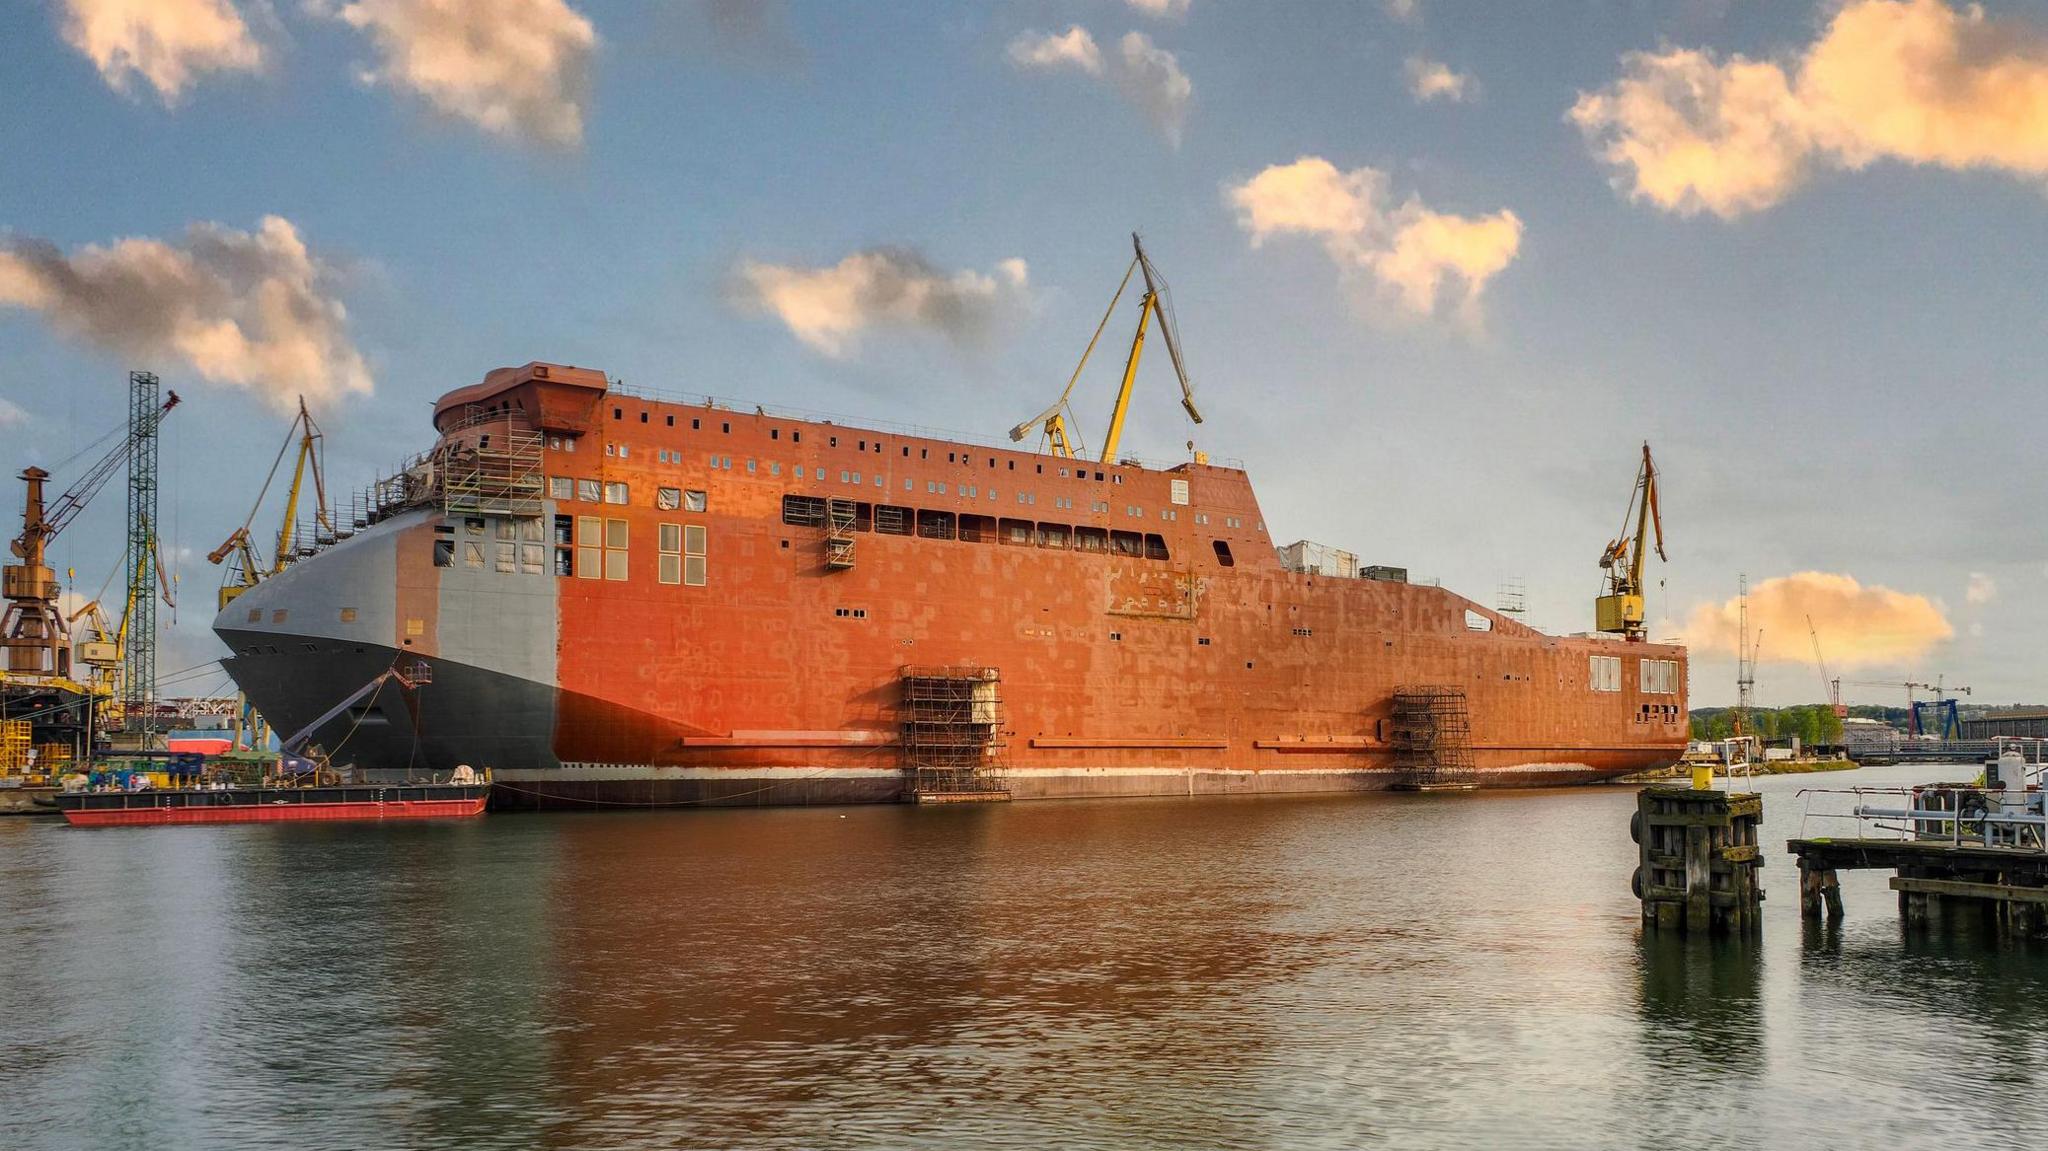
[226,414,305,563]
[1047,255,1141,457]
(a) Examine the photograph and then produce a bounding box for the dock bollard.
[1632,786,1765,935]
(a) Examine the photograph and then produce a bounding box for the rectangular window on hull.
[1591,655,1622,693]
[1640,659,1679,695]
[684,524,707,586]
[782,494,826,526]
[657,521,688,586]
[576,515,601,580]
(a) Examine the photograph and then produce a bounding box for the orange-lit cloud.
[730,248,1030,357]
[1115,32,1192,147]
[327,0,597,148]
[1226,155,1522,318]
[1967,571,1997,604]
[59,0,265,105]
[1679,571,1953,669]
[1009,25,1192,146]
[1406,56,1475,104]
[1007,26,1103,75]
[1572,0,2048,217]
[0,216,372,412]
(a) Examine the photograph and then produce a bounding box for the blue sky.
[3,0,2046,707]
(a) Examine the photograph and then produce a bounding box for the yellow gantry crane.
[209,397,330,610]
[1596,442,1665,642]
[1010,233,1203,463]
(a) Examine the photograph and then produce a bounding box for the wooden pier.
[1788,837,2048,935]
[1633,786,1764,935]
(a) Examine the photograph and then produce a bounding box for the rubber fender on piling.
[1629,810,1643,844]
[1630,866,1645,900]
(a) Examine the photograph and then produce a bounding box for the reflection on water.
[1635,934,1764,1079]
[5,766,2048,1149]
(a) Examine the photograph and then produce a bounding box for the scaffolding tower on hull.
[899,666,1010,802]
[1390,685,1477,791]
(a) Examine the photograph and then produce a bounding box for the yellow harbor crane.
[209,397,330,610]
[1010,233,1203,464]
[1596,442,1665,642]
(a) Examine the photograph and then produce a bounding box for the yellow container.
[1595,593,1644,633]
[0,721,29,773]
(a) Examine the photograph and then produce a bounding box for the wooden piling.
[1634,786,1764,936]
[1797,860,1843,922]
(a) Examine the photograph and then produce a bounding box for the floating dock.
[1787,838,2048,932]
[1789,744,2048,934]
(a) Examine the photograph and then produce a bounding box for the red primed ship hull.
[58,787,489,826]
[215,362,1691,808]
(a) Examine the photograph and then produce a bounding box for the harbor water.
[5,763,2047,1149]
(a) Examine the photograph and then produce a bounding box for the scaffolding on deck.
[825,498,857,569]
[440,409,544,520]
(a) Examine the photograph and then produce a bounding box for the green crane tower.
[123,370,161,740]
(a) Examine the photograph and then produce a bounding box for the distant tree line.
[1690,705,1845,746]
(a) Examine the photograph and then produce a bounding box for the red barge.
[54,783,490,826]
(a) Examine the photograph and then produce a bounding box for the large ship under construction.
[214,242,1688,806]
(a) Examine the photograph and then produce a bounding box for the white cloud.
[326,0,597,148]
[1405,56,1475,103]
[0,398,27,429]
[1572,0,2048,218]
[1680,571,1953,668]
[0,216,373,412]
[59,0,265,105]
[1115,32,1192,147]
[730,249,1030,357]
[1007,26,1102,75]
[1126,0,1191,18]
[1383,0,1420,24]
[1225,155,1522,318]
[1967,571,1997,605]
[1009,25,1192,146]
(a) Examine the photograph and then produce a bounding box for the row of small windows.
[549,476,709,513]
[433,515,707,587]
[432,518,549,575]
[607,410,741,437]
[782,495,1172,560]
[554,467,1216,529]
[568,416,1153,484]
